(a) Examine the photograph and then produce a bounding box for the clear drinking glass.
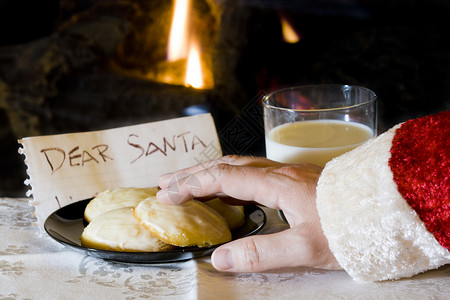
[263,84,377,167]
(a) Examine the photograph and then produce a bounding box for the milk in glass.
[265,120,373,167]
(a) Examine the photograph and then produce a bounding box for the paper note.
[18,113,222,227]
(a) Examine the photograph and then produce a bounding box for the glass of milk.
[263,84,377,167]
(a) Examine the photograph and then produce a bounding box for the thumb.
[211,226,339,272]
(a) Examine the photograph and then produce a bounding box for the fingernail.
[212,248,233,271]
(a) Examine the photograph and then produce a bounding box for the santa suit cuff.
[316,112,450,282]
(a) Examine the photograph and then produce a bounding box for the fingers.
[157,162,284,208]
[211,225,341,272]
[157,156,322,224]
[158,155,282,189]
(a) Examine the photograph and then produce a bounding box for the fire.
[167,0,205,89]
[185,41,203,88]
[167,0,190,61]
[280,16,300,44]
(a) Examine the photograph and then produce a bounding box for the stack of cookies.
[80,187,245,252]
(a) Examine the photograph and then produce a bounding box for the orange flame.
[280,17,300,43]
[185,41,204,88]
[167,0,205,88]
[167,0,190,61]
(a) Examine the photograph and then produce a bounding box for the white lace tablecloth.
[1,197,450,299]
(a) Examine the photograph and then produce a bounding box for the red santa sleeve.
[316,111,450,282]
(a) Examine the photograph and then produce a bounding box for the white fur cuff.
[316,126,450,281]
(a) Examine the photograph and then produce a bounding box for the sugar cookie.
[80,207,174,252]
[133,197,232,247]
[84,187,158,222]
[205,198,245,230]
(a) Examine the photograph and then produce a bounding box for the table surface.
[1,197,450,300]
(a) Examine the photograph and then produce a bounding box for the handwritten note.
[18,114,222,227]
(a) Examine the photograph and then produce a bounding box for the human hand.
[156,155,341,272]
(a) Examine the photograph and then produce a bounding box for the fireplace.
[1,0,450,195]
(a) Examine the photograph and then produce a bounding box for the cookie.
[80,207,174,252]
[84,187,158,222]
[133,197,232,247]
[205,198,245,230]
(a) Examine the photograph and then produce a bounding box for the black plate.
[44,199,266,264]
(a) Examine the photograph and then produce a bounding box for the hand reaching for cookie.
[156,155,342,273]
